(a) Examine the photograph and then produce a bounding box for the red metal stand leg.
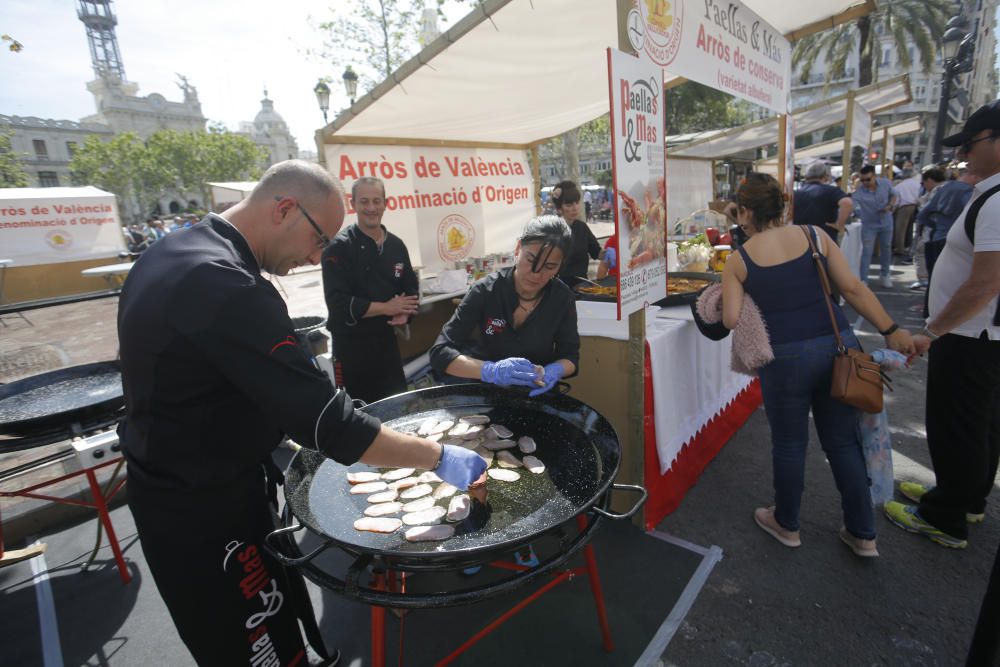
[84,469,131,584]
[576,515,614,651]
[371,571,387,667]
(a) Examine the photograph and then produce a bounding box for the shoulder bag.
[801,226,886,414]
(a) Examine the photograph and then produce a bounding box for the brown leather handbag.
[801,227,886,414]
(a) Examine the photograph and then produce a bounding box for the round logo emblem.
[638,0,684,67]
[437,214,475,262]
[45,230,72,249]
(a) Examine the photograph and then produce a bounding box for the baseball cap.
[942,99,1000,147]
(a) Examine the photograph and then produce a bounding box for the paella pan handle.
[352,398,368,409]
[590,483,648,520]
[264,522,333,566]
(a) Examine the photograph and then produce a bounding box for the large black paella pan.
[267,384,645,607]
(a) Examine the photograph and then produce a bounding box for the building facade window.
[32,139,49,160]
[38,171,59,187]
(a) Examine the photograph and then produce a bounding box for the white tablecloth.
[578,302,753,474]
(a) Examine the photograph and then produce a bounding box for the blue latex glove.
[871,348,908,370]
[480,357,538,387]
[604,247,617,269]
[528,362,566,397]
[435,444,488,490]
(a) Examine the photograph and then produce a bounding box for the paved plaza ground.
[0,260,997,665]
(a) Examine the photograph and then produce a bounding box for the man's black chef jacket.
[322,223,418,338]
[559,219,601,285]
[429,267,580,375]
[117,214,381,491]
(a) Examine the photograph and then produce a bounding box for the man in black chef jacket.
[117,160,485,667]
[322,177,419,403]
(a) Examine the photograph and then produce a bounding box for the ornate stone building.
[237,90,299,168]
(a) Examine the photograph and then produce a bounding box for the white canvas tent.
[323,0,876,147]
[756,116,922,168]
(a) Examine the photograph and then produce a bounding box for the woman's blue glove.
[435,445,488,490]
[480,357,538,387]
[528,362,565,397]
[604,247,617,269]
[871,348,908,370]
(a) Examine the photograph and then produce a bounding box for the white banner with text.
[323,144,535,270]
[608,48,668,319]
[0,188,124,266]
[626,0,791,114]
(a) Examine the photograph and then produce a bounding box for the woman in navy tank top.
[721,173,915,557]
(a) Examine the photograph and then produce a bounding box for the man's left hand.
[528,362,565,397]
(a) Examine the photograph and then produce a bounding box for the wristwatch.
[918,326,941,341]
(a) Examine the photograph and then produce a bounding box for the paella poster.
[607,47,667,319]
[323,143,534,271]
[0,187,125,266]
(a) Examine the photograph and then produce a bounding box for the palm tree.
[792,0,953,88]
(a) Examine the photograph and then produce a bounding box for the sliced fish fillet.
[402,496,436,512]
[496,450,522,468]
[417,418,439,436]
[447,495,471,522]
[488,424,513,439]
[402,506,447,526]
[522,455,545,474]
[475,447,494,466]
[400,483,433,499]
[433,483,458,499]
[517,436,537,454]
[448,422,471,437]
[488,469,521,482]
[462,425,485,440]
[425,433,444,442]
[350,481,388,495]
[367,489,399,503]
[381,467,416,481]
[364,502,403,517]
[459,415,490,425]
[389,476,420,491]
[354,517,402,533]
[418,471,442,484]
[347,471,381,484]
[426,420,454,435]
[405,525,454,542]
[481,439,516,451]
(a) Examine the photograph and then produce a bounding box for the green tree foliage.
[0,131,29,187]
[310,0,456,95]
[664,81,753,135]
[71,131,266,221]
[792,0,952,88]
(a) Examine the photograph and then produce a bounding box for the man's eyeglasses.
[962,134,996,154]
[275,197,330,249]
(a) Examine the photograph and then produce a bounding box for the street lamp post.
[932,17,974,164]
[342,65,358,106]
[313,80,331,125]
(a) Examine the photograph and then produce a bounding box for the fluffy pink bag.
[695,283,773,375]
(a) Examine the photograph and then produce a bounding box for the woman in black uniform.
[552,180,601,288]
[430,215,579,396]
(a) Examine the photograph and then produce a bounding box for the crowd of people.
[121,215,202,254]
[111,101,1000,666]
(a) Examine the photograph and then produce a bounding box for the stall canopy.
[669,74,912,159]
[757,116,922,167]
[324,0,875,147]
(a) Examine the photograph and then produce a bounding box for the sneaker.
[839,527,879,558]
[899,482,985,523]
[908,281,928,290]
[514,544,539,568]
[879,276,894,289]
[753,507,801,547]
[883,501,967,549]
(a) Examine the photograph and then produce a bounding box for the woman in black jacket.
[552,180,600,287]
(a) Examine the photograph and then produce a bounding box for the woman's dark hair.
[551,180,582,209]
[519,215,572,272]
[737,172,785,233]
[922,166,947,183]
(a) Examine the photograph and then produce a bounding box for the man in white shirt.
[893,169,922,257]
[884,101,1000,550]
